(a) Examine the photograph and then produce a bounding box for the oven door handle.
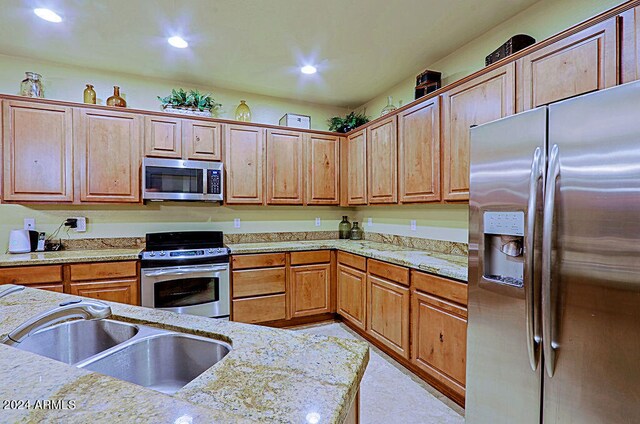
[143,266,228,277]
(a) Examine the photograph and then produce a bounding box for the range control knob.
[208,248,214,254]
[159,251,166,256]
[149,252,156,257]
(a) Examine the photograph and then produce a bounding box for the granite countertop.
[0,287,369,423]
[228,240,469,282]
[0,249,142,267]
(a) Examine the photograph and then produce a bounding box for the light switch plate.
[233,218,241,229]
[367,217,373,226]
[24,218,36,230]
[315,217,321,227]
[410,220,417,231]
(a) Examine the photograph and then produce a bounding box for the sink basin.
[16,319,139,364]
[80,333,230,394]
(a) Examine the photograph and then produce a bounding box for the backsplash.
[223,231,338,244]
[364,232,468,256]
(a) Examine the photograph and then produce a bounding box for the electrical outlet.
[233,218,241,229]
[367,217,373,227]
[410,220,417,231]
[74,217,87,232]
[24,218,36,230]
[315,217,321,227]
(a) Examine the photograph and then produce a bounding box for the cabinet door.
[520,18,617,111]
[0,265,64,293]
[306,133,340,205]
[183,120,222,161]
[290,263,331,318]
[412,290,467,399]
[68,279,139,305]
[266,129,304,205]
[2,101,73,202]
[76,109,142,203]
[398,97,440,203]
[337,264,366,330]
[224,125,264,204]
[144,115,182,158]
[620,6,640,84]
[346,129,367,205]
[366,274,410,359]
[367,116,397,204]
[442,63,515,201]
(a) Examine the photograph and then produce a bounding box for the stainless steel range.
[140,231,230,318]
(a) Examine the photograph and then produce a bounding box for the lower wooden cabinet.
[290,263,331,318]
[0,261,140,305]
[233,294,287,324]
[366,273,410,359]
[411,289,467,400]
[337,263,366,330]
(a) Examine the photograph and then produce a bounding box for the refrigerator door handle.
[542,143,560,377]
[525,146,544,371]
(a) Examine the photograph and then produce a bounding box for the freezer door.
[467,107,546,424]
[543,82,640,423]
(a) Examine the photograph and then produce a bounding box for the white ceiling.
[0,0,539,107]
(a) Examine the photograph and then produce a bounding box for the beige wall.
[357,0,624,117]
[0,53,348,131]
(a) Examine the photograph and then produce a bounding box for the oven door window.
[154,276,219,308]
[145,166,203,194]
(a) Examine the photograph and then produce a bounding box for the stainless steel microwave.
[142,157,223,201]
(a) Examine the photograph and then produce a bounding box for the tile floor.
[293,322,465,424]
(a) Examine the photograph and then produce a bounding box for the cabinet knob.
[439,332,444,343]
[195,136,200,142]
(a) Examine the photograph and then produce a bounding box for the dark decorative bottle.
[107,86,126,107]
[349,222,364,240]
[338,216,351,239]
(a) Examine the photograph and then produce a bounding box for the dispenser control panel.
[483,211,524,236]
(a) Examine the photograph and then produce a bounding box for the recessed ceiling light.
[300,65,317,75]
[168,36,188,49]
[34,8,62,23]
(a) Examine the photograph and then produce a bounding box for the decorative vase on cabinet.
[235,100,251,122]
[339,216,351,239]
[380,96,397,116]
[83,84,97,104]
[20,72,44,98]
[107,86,126,107]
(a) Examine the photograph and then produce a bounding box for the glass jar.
[235,100,251,122]
[106,86,126,107]
[349,222,364,240]
[380,95,396,116]
[338,216,351,239]
[20,72,44,98]
[83,84,97,104]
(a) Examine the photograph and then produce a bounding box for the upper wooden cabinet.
[144,115,182,158]
[305,133,340,205]
[266,129,304,205]
[346,129,367,205]
[620,6,640,84]
[75,108,142,203]
[398,97,440,203]
[519,18,618,111]
[183,120,222,161]
[441,63,516,201]
[225,124,264,204]
[2,101,73,202]
[367,116,397,204]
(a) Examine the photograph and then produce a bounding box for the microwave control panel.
[208,170,222,194]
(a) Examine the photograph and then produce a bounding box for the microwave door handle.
[144,266,228,277]
[203,169,209,195]
[525,146,544,372]
[542,144,560,378]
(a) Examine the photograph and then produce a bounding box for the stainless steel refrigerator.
[466,81,640,424]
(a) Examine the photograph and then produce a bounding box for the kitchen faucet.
[1,299,112,346]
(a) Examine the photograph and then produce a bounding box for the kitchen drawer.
[69,261,137,281]
[411,270,468,306]
[290,250,331,265]
[337,251,366,271]
[232,294,287,324]
[232,268,286,298]
[231,253,286,270]
[0,265,63,285]
[367,259,409,286]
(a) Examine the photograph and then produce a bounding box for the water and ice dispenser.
[483,211,525,287]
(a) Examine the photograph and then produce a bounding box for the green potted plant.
[157,88,222,117]
[327,111,370,133]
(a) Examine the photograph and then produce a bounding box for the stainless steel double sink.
[15,319,231,395]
